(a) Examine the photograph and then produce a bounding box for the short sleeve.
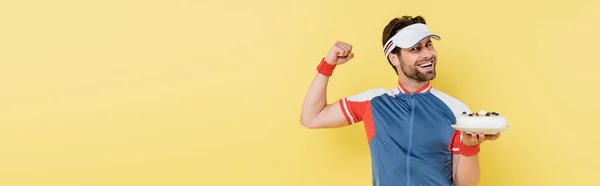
[338,88,388,125]
[449,129,462,154]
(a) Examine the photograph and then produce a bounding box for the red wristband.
[316,58,336,76]
[459,141,480,157]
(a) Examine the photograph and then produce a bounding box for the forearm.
[299,73,331,126]
[454,155,481,186]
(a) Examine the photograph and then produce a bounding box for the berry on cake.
[456,110,507,129]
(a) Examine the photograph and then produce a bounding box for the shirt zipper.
[406,93,415,186]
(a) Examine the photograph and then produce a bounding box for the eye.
[410,47,419,51]
[425,42,433,47]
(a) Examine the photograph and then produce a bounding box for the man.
[299,15,502,186]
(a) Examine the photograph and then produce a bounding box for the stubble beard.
[399,60,436,82]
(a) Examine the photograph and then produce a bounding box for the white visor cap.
[383,23,440,58]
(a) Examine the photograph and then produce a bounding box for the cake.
[455,110,507,128]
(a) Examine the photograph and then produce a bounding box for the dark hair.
[382,15,427,75]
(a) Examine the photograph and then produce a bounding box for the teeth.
[418,62,433,67]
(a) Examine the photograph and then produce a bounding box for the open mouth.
[417,59,435,69]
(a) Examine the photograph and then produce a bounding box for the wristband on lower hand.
[316,58,336,76]
[459,141,480,157]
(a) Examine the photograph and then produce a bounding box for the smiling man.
[299,15,501,186]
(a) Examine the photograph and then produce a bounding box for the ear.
[388,53,401,67]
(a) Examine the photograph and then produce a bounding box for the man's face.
[395,37,438,82]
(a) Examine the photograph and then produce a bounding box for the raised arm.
[299,41,354,129]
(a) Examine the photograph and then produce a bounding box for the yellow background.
[1,0,599,185]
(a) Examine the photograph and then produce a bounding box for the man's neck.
[398,78,429,93]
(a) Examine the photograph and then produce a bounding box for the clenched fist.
[324,41,354,65]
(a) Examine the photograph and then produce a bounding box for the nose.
[420,47,434,60]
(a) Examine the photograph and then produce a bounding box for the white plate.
[451,125,511,135]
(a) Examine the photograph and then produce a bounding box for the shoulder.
[429,88,471,116]
[346,87,399,102]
